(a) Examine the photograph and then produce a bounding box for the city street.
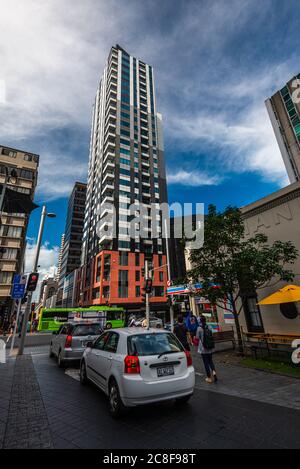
[1,345,300,449]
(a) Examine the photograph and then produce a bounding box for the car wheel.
[109,379,126,418]
[80,361,88,385]
[57,350,65,369]
[106,323,112,330]
[175,394,193,405]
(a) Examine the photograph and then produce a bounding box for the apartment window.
[102,286,110,299]
[2,148,16,158]
[118,270,128,298]
[159,272,164,282]
[121,120,130,128]
[119,179,131,187]
[120,148,131,156]
[135,253,140,266]
[20,169,34,180]
[120,158,130,166]
[0,248,17,260]
[243,296,264,333]
[120,168,131,177]
[136,286,141,297]
[24,154,33,161]
[0,226,22,238]
[119,252,128,266]
[0,272,13,284]
[135,271,140,282]
[121,112,130,120]
[119,241,130,250]
[120,138,130,146]
[153,286,165,297]
[92,288,100,300]
[121,104,130,112]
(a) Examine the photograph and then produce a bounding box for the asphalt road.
[28,349,300,449]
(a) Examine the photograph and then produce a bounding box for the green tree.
[188,205,298,353]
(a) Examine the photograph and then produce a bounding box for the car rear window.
[128,333,184,357]
[72,324,103,337]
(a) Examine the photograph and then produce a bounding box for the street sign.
[13,274,27,285]
[11,283,26,300]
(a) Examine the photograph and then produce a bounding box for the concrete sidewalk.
[192,352,300,411]
[0,356,53,449]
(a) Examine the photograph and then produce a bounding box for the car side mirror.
[86,341,94,348]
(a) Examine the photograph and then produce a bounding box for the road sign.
[11,282,26,300]
[13,274,27,285]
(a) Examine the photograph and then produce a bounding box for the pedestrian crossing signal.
[26,273,39,292]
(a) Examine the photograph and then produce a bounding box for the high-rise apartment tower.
[80,45,168,312]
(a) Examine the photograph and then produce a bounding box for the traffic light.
[141,289,146,303]
[26,273,39,292]
[144,278,153,294]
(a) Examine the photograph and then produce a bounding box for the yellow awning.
[258,285,300,305]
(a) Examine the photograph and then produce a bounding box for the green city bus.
[38,306,125,332]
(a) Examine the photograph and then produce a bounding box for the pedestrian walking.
[187,314,199,340]
[174,315,192,351]
[196,316,217,384]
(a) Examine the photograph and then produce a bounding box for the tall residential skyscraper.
[80,45,168,312]
[59,182,87,289]
[266,73,300,183]
[56,234,65,283]
[0,146,39,322]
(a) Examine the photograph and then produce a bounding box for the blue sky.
[0,0,299,275]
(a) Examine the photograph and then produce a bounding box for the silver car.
[49,321,103,368]
[80,328,195,418]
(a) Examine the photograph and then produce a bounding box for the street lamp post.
[18,206,56,356]
[164,218,175,332]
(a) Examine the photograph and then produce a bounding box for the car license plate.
[157,365,174,377]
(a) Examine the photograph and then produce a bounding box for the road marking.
[65,369,80,381]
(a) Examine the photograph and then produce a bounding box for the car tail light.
[65,335,73,349]
[124,355,140,374]
[185,351,193,367]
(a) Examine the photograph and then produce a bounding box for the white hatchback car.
[80,328,195,417]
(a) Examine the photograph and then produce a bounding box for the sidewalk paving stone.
[2,355,53,449]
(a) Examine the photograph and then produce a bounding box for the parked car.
[49,321,103,367]
[80,328,195,417]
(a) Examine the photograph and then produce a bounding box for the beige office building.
[0,145,39,322]
[239,181,300,336]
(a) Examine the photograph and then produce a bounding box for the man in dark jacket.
[174,315,192,351]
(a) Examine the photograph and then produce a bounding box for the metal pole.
[10,300,22,355]
[145,260,150,330]
[18,206,47,355]
[164,218,174,332]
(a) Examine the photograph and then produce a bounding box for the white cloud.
[167,170,222,187]
[25,240,60,300]
[0,0,295,200]
[167,67,293,186]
